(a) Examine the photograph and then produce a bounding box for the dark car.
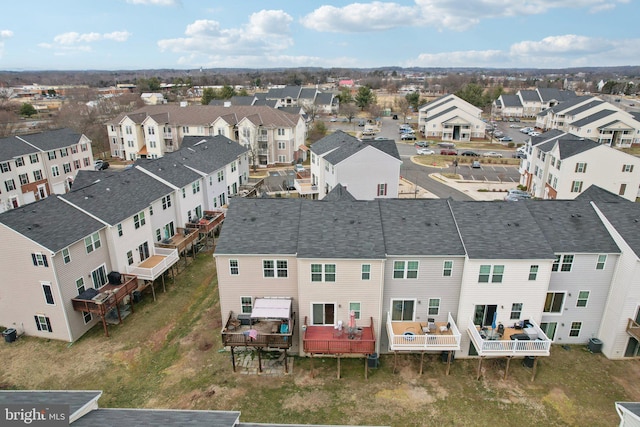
[513,152,526,159]
[400,133,416,141]
[94,160,109,170]
[461,151,479,157]
[440,149,458,156]
[282,179,295,191]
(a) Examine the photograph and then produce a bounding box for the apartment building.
[0,128,94,212]
[418,94,486,142]
[493,88,578,119]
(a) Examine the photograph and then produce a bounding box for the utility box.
[588,338,603,353]
[367,353,379,368]
[3,328,17,343]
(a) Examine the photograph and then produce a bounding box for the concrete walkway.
[429,173,515,201]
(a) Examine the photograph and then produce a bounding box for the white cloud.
[126,0,179,5]
[49,31,131,46]
[302,0,629,32]
[407,34,640,68]
[177,53,359,69]
[103,31,132,42]
[158,10,294,61]
[0,30,13,39]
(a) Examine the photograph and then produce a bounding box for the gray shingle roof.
[526,200,620,253]
[531,130,566,148]
[297,200,386,259]
[310,131,399,165]
[315,92,334,105]
[557,138,599,159]
[424,105,457,122]
[500,94,522,108]
[0,135,38,162]
[562,99,603,116]
[537,88,576,102]
[73,409,240,427]
[576,185,630,204]
[519,90,540,102]
[16,128,85,151]
[0,390,101,418]
[215,198,302,255]
[379,199,465,256]
[596,202,640,258]
[323,184,356,201]
[175,135,248,174]
[449,201,556,260]
[570,109,616,127]
[299,88,317,100]
[419,94,453,111]
[135,155,202,188]
[62,168,172,225]
[0,196,105,252]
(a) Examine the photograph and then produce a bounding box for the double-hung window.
[478,265,504,283]
[393,261,418,279]
[229,260,239,275]
[576,291,589,307]
[241,297,252,314]
[596,255,606,270]
[134,211,146,229]
[42,283,55,305]
[552,255,573,272]
[443,260,453,277]
[263,260,288,278]
[84,233,101,253]
[361,264,371,280]
[31,253,48,267]
[569,322,582,337]
[529,265,538,280]
[428,298,440,316]
[510,303,523,319]
[311,264,336,282]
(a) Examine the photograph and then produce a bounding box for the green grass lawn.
[1,251,638,427]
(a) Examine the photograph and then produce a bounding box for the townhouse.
[106,105,305,165]
[493,88,577,119]
[520,131,640,201]
[0,136,246,342]
[0,128,94,212]
[305,131,401,200]
[262,85,338,114]
[418,94,486,142]
[215,191,640,363]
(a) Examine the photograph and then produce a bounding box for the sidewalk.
[398,177,435,198]
[429,173,515,201]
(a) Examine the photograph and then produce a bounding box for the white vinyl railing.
[126,247,179,281]
[386,312,461,351]
[467,318,551,357]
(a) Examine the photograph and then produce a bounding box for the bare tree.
[340,103,358,123]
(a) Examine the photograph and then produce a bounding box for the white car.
[416,148,435,155]
[528,131,541,137]
[520,127,533,133]
[482,151,503,158]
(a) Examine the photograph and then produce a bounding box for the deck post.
[257,348,262,374]
[150,280,157,301]
[284,349,288,374]
[129,292,135,313]
[161,274,166,293]
[393,351,398,374]
[419,351,425,375]
[365,356,368,380]
[531,357,538,382]
[231,347,236,372]
[101,316,109,337]
[477,357,483,380]
[337,355,341,379]
[115,302,122,324]
[504,356,512,380]
[446,351,452,376]
[310,354,314,378]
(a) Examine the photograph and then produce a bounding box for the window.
[575,162,587,173]
[162,194,171,210]
[443,260,453,277]
[391,299,415,321]
[192,181,200,194]
[156,229,162,242]
[478,265,504,283]
[576,291,589,307]
[278,141,286,150]
[47,151,57,160]
[311,264,336,282]
[30,154,38,164]
[127,250,134,265]
[134,211,146,229]
[241,297,252,314]
[349,302,361,320]
[60,148,68,157]
[91,265,108,288]
[83,311,92,324]
[76,277,85,294]
[569,321,582,337]
[83,157,90,167]
[623,164,634,172]
[596,255,606,270]
[182,188,186,199]
[73,160,81,170]
[231,161,237,172]
[62,248,71,264]
[278,155,286,163]
[529,265,539,280]
[51,165,60,177]
[277,128,285,136]
[33,170,42,181]
[182,126,190,133]
[42,283,55,305]
[34,315,52,333]
[19,173,29,185]
[510,303,523,320]
[230,259,239,275]
[619,183,627,195]
[312,303,335,325]
[149,205,153,216]
[428,298,440,316]
[361,264,371,280]
[31,253,48,267]
[5,179,15,191]
[71,145,78,154]
[377,183,387,196]
[571,181,583,193]
[117,224,123,237]
[552,254,574,272]
[63,163,71,173]
[263,260,288,278]
[84,232,101,253]
[393,261,419,279]
[544,292,565,313]
[148,126,155,135]
[217,171,224,182]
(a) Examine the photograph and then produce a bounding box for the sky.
[0,0,638,71]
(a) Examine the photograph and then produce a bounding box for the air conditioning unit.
[237,314,254,326]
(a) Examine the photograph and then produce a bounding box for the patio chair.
[427,318,436,332]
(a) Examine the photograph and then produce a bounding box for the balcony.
[302,316,375,355]
[294,178,318,195]
[155,227,199,254]
[467,318,551,357]
[185,210,225,234]
[126,247,179,282]
[386,312,461,352]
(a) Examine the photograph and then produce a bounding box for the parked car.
[358,120,366,126]
[440,149,458,156]
[528,131,541,137]
[330,117,338,122]
[504,189,531,201]
[282,179,295,191]
[509,124,521,128]
[94,159,109,170]
[499,136,513,142]
[471,160,481,168]
[482,151,503,158]
[513,152,526,159]
[416,148,435,155]
[520,127,533,133]
[400,133,416,140]
[414,141,429,147]
[392,114,398,120]
[437,142,456,148]
[517,145,527,153]
[294,164,305,173]
[461,151,479,157]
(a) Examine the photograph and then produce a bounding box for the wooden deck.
[186,210,225,234]
[303,316,376,355]
[155,227,199,253]
[386,312,461,353]
[71,273,138,337]
[221,312,294,350]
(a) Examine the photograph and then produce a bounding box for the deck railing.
[467,318,551,357]
[294,178,318,195]
[221,311,294,349]
[302,316,375,355]
[627,318,640,342]
[71,274,138,316]
[126,247,179,281]
[386,312,461,351]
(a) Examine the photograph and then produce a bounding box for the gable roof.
[135,155,202,188]
[537,88,576,102]
[0,390,102,422]
[323,184,356,201]
[576,185,630,204]
[0,135,39,162]
[315,92,334,105]
[176,135,249,173]
[562,99,604,116]
[526,200,620,254]
[0,196,105,253]
[519,90,540,102]
[500,94,523,108]
[15,128,85,152]
[310,131,400,165]
[449,201,555,260]
[73,409,240,427]
[570,109,617,127]
[556,138,600,159]
[419,94,453,111]
[596,202,640,258]
[379,199,465,256]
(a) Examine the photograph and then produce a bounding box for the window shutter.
[583,163,587,173]
[32,253,38,266]
[45,317,52,332]
[43,255,48,267]
[35,316,41,331]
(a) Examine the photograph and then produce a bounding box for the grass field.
[1,250,639,427]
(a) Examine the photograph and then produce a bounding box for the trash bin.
[588,338,603,353]
[3,328,17,343]
[523,356,535,368]
[441,351,455,363]
[132,290,142,303]
[367,353,379,368]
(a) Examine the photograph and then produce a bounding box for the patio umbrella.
[349,310,356,329]
[491,311,497,330]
